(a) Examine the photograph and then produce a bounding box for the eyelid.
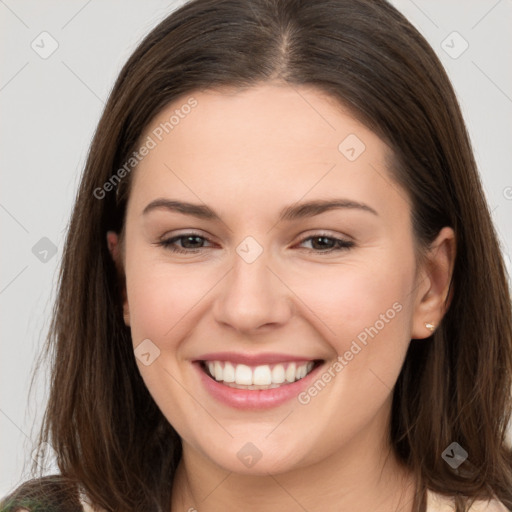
[155,229,355,255]
[295,229,354,243]
[154,231,216,254]
[158,229,353,243]
[294,232,355,252]
[157,229,215,244]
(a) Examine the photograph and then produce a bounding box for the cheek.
[124,216,224,343]
[290,257,412,338]
[125,260,211,346]
[289,261,414,437]
[290,255,414,391]
[123,255,213,430]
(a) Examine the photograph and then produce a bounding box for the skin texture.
[107,83,456,512]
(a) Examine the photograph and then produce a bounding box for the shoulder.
[0,475,83,511]
[427,489,510,512]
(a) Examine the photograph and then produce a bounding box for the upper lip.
[193,352,322,366]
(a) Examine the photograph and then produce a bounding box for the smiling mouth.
[199,359,324,390]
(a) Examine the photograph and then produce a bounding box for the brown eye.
[157,233,212,254]
[298,234,354,253]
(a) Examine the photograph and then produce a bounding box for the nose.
[213,247,293,334]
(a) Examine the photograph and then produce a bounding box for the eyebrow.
[142,198,378,221]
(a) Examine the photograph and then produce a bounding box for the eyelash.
[156,232,355,255]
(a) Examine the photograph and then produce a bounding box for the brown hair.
[2,0,512,511]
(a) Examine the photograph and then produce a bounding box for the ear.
[410,226,456,339]
[106,231,130,327]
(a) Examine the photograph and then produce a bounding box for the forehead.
[127,83,407,222]
[143,84,376,161]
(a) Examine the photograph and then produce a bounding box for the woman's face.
[112,83,452,475]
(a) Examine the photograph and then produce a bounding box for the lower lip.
[193,361,325,410]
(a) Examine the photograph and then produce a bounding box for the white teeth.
[235,364,253,385]
[253,365,272,385]
[223,361,235,382]
[203,360,317,387]
[271,364,285,384]
[214,361,223,381]
[285,363,296,383]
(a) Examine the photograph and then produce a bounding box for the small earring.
[424,322,435,332]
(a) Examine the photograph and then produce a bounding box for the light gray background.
[1,0,511,498]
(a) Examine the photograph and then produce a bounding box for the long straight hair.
[2,0,512,511]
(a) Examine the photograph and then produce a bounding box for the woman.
[2,0,511,511]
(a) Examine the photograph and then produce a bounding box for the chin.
[199,438,315,476]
